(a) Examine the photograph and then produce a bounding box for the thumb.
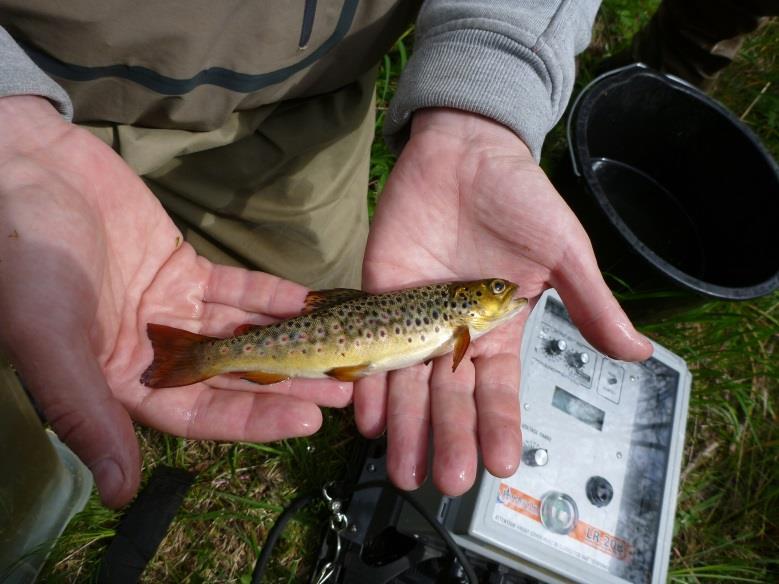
[12,337,141,508]
[551,244,653,362]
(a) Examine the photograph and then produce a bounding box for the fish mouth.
[504,282,528,315]
[504,283,528,314]
[509,295,529,312]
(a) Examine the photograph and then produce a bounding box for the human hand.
[0,96,352,508]
[356,108,652,496]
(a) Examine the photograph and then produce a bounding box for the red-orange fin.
[141,324,218,388]
[452,326,471,372]
[233,323,266,336]
[325,364,370,382]
[235,371,290,385]
[303,288,369,314]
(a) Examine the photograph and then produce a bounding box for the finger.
[205,264,310,317]
[430,355,478,497]
[207,376,353,408]
[131,387,322,442]
[473,351,522,478]
[386,365,432,490]
[11,336,140,509]
[353,373,388,438]
[552,242,653,362]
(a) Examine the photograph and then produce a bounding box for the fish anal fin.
[141,324,218,388]
[304,288,370,314]
[235,371,290,385]
[325,364,370,382]
[452,326,471,372]
[233,323,266,336]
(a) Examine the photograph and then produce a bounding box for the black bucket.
[557,64,779,320]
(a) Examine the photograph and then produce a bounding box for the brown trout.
[141,278,527,388]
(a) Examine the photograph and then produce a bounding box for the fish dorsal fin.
[303,288,370,314]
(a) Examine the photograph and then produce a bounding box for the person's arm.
[0,26,73,118]
[356,0,652,496]
[385,0,602,160]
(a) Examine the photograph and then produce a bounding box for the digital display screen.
[552,386,605,431]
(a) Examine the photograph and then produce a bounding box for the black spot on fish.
[462,302,468,309]
[395,326,401,334]
[406,319,412,326]
[423,317,430,325]
[443,314,449,321]
[435,326,440,332]
[408,338,413,343]
[421,335,426,341]
[415,318,421,326]
[476,290,482,296]
[432,310,439,319]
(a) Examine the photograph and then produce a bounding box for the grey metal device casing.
[395,289,691,584]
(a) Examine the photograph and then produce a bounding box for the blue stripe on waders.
[19,0,358,96]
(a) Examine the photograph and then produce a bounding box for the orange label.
[497,482,631,561]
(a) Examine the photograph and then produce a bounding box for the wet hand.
[356,108,652,496]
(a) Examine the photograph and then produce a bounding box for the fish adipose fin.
[452,326,471,372]
[141,324,218,388]
[235,371,289,385]
[233,323,266,336]
[326,364,370,382]
[303,288,370,314]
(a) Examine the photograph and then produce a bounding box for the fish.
[140,278,528,388]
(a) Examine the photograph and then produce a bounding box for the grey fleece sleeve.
[0,27,73,119]
[385,0,601,160]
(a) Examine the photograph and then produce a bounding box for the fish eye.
[491,280,506,294]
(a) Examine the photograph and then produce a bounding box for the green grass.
[39,4,778,583]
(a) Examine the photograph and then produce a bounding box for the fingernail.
[91,458,125,505]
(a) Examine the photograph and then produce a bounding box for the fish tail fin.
[141,324,218,388]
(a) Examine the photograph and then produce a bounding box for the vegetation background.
[37,1,778,582]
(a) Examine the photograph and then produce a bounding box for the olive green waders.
[84,70,376,289]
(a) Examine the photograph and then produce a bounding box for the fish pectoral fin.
[233,371,290,385]
[325,364,371,382]
[303,288,370,314]
[452,326,471,372]
[233,323,267,336]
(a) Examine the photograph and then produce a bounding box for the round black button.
[586,476,614,507]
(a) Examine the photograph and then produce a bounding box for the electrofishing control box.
[395,289,692,584]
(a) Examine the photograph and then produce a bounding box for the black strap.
[98,465,195,584]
